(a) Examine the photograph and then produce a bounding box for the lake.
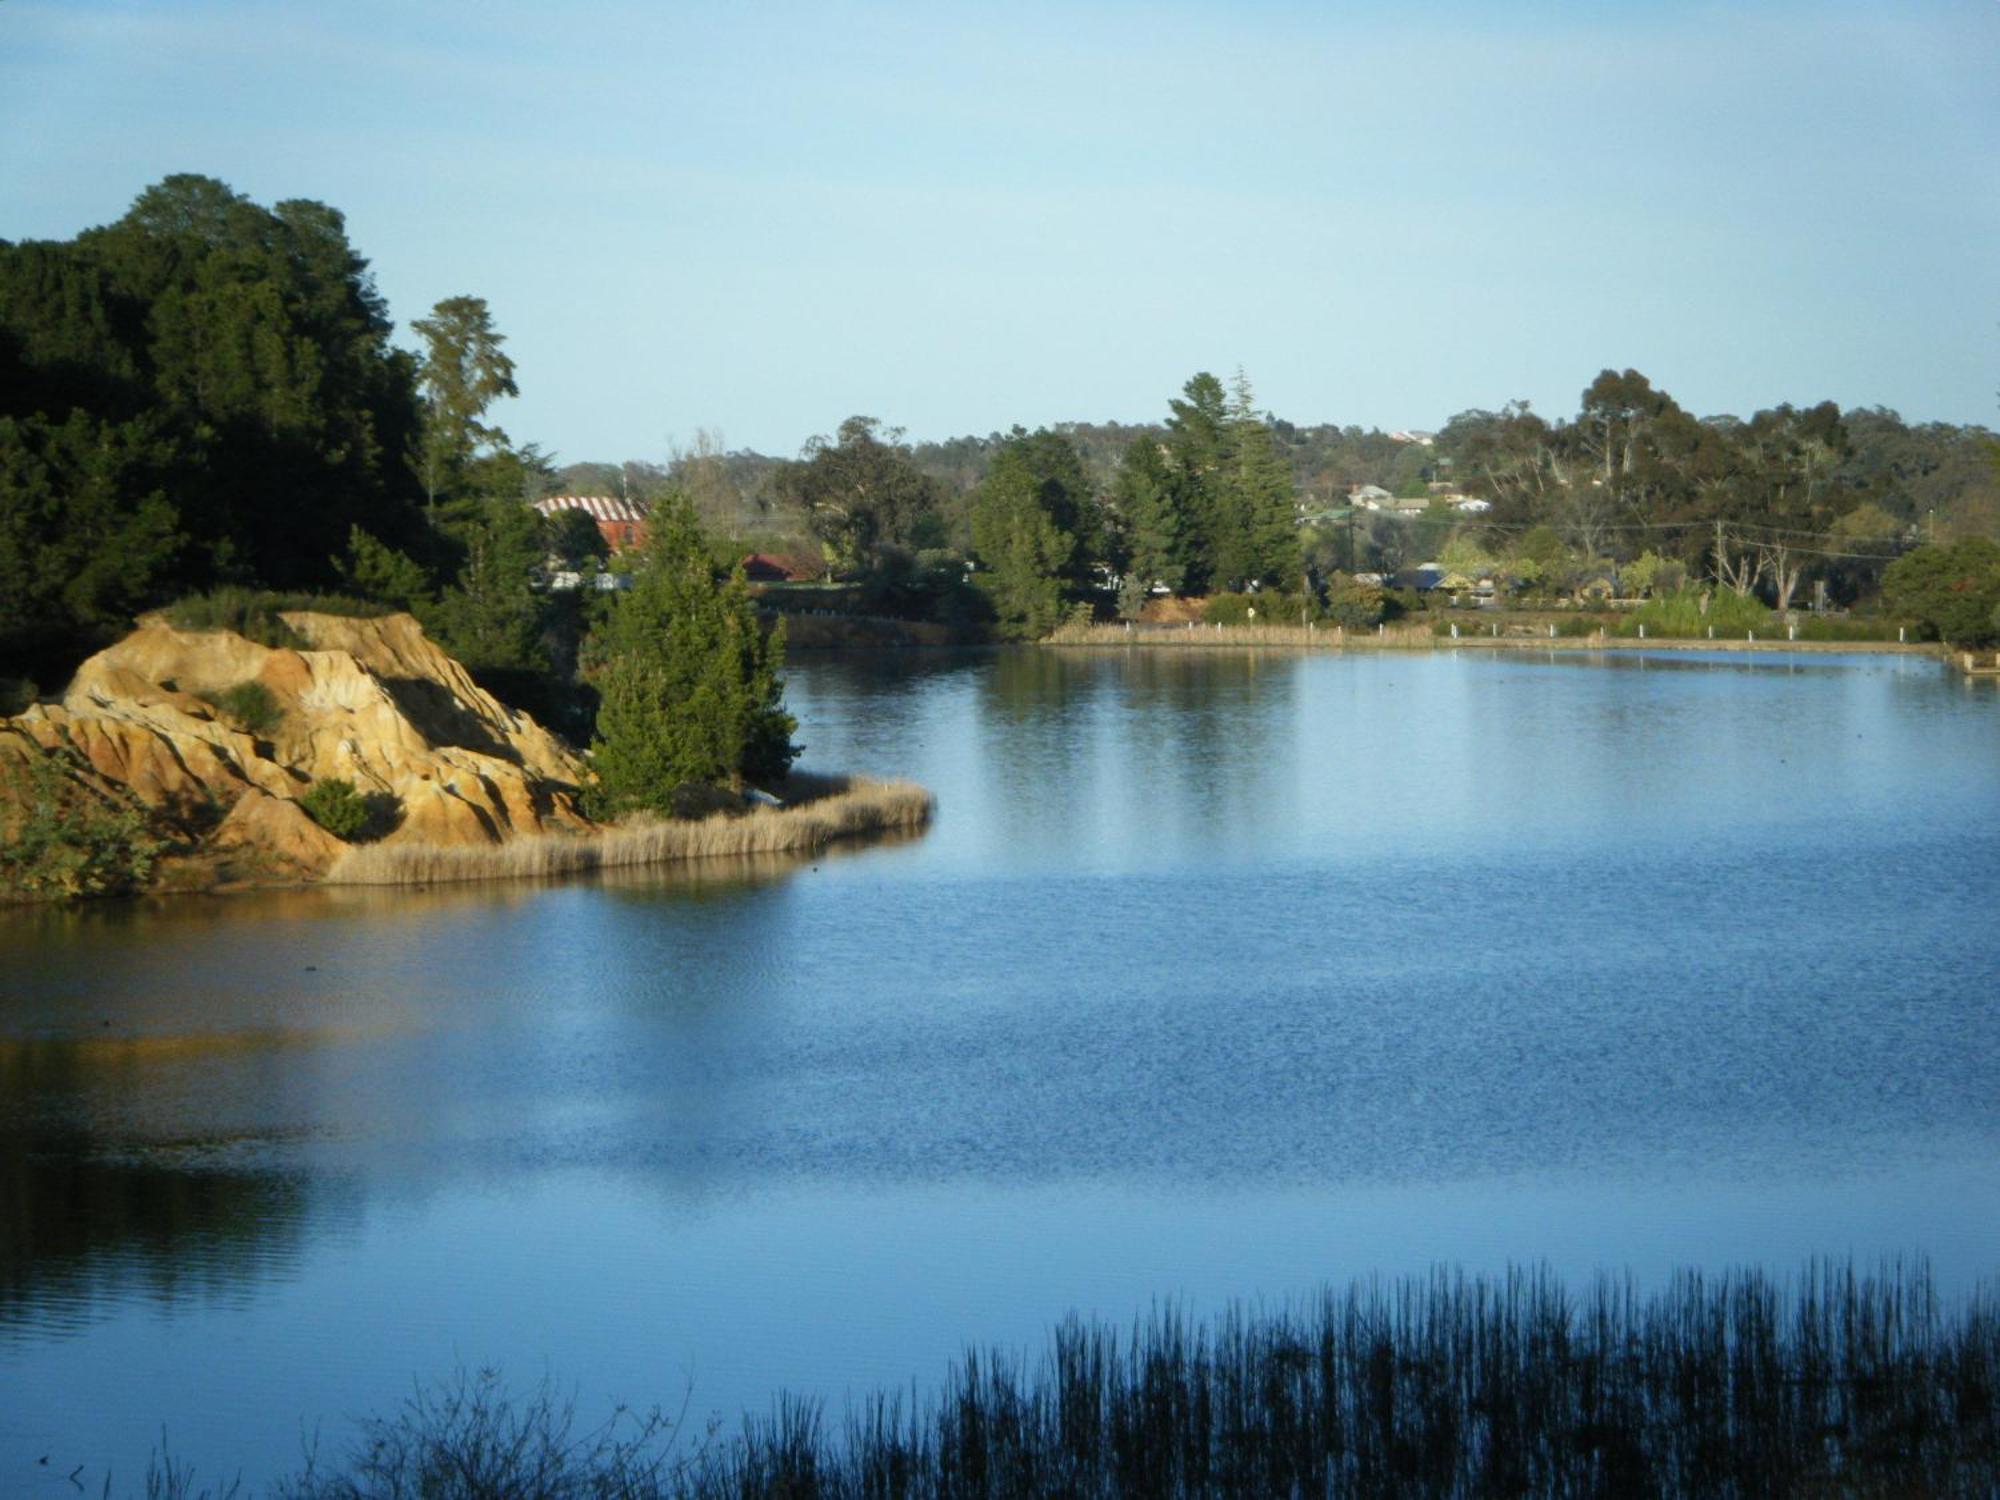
[3,645,1997,1491]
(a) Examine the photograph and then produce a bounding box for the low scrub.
[0,742,164,900]
[1201,592,1318,627]
[200,680,283,737]
[165,587,394,649]
[326,778,933,886]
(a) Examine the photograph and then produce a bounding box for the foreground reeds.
[137,1259,1998,1499]
[324,777,933,887]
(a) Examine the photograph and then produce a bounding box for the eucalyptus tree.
[774,416,946,573]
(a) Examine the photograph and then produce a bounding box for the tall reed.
[257,1260,1996,1500]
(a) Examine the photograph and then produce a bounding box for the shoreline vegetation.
[1042,618,1948,657]
[325,775,933,887]
[127,1260,1997,1499]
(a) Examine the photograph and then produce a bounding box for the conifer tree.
[967,429,1093,637]
[1164,372,1230,592]
[588,497,796,814]
[1112,436,1187,596]
[1222,371,1302,590]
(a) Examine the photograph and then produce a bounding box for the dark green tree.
[546,507,610,572]
[0,412,180,677]
[1111,435,1188,596]
[967,432,1084,638]
[1881,539,2000,647]
[0,175,429,683]
[1216,372,1300,591]
[411,295,518,514]
[421,497,549,674]
[1164,372,1229,591]
[773,416,946,572]
[588,497,796,812]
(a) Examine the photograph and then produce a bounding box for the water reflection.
[0,647,1995,1484]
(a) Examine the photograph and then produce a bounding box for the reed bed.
[244,1260,1999,1500]
[323,778,933,887]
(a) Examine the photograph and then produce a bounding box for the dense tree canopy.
[774,416,947,572]
[1882,539,2000,647]
[0,175,428,684]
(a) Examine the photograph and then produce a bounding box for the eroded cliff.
[1,611,593,884]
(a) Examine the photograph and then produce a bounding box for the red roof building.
[532,495,650,552]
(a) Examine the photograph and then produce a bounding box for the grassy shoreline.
[1045,619,1940,656]
[325,776,934,887]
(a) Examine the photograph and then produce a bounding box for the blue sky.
[5,0,1996,462]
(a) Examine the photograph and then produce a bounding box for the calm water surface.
[3,647,1997,1488]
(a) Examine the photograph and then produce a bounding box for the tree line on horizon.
[6,174,2000,728]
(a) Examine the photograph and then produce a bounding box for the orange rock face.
[1,612,595,881]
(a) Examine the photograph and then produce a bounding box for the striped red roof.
[532,495,650,524]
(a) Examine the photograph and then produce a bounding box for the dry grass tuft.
[325,778,933,887]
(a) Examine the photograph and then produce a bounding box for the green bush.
[0,678,37,717]
[297,777,398,842]
[0,746,163,899]
[201,680,283,736]
[1322,578,1387,630]
[1882,539,2000,647]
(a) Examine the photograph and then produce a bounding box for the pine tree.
[1112,436,1187,596]
[1224,372,1302,590]
[1164,372,1229,593]
[588,497,796,814]
[967,430,1093,637]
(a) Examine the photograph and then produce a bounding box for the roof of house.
[741,551,823,579]
[532,495,650,524]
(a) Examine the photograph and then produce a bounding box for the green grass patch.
[1616,587,1769,638]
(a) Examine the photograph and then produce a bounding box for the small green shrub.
[297,777,400,842]
[0,746,163,899]
[1199,591,1317,626]
[201,680,283,737]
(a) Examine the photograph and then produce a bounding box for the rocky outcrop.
[0,612,593,882]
